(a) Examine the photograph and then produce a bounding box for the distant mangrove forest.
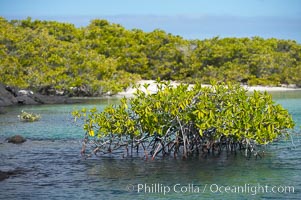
[0,17,301,96]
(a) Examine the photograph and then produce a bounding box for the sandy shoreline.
[117,80,301,97]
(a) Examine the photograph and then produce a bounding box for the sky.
[0,0,301,42]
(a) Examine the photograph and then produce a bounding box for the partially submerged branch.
[18,110,41,122]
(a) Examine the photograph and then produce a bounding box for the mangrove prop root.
[81,130,264,160]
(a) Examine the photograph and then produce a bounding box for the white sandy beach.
[117,80,300,97]
[242,85,300,92]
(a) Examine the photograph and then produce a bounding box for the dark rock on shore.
[16,91,69,105]
[0,169,25,181]
[0,83,78,107]
[6,135,26,144]
[33,93,69,104]
[5,85,19,97]
[16,95,40,105]
[0,83,18,106]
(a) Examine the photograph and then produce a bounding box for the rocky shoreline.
[0,83,77,108]
[1,81,300,108]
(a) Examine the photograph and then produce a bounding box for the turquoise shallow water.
[0,92,301,200]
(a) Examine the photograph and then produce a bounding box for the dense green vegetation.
[1,17,301,96]
[0,17,139,96]
[73,81,295,159]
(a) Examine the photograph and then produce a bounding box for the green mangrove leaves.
[72,81,295,159]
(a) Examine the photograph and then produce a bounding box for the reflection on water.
[0,92,301,199]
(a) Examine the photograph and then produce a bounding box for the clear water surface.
[0,91,301,200]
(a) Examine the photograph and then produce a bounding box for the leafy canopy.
[73,81,295,159]
[1,17,301,97]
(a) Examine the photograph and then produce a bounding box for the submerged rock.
[7,135,26,144]
[0,169,25,181]
[0,171,11,181]
[0,107,7,114]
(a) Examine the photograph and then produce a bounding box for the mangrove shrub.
[18,110,41,122]
[72,81,295,159]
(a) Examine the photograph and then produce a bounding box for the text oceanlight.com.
[127,183,295,195]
